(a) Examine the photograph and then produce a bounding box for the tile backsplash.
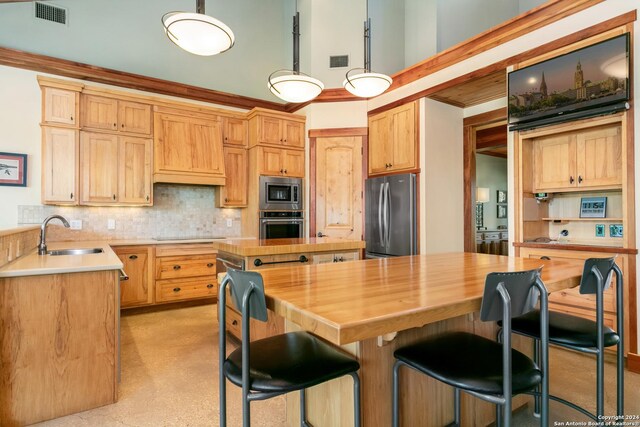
[17,184,242,241]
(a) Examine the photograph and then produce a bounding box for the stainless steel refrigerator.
[365,173,417,258]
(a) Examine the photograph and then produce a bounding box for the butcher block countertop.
[257,252,583,345]
[211,237,366,257]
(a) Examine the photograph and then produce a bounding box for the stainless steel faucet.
[38,215,70,255]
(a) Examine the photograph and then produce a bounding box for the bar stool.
[507,257,623,420]
[218,268,361,427]
[392,269,549,427]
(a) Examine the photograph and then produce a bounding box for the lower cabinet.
[312,250,359,264]
[114,245,154,308]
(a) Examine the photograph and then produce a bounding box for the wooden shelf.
[541,217,623,222]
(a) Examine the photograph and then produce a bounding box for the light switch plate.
[70,220,82,230]
[595,224,605,237]
[107,219,116,230]
[610,224,623,238]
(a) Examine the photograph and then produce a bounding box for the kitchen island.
[253,252,583,426]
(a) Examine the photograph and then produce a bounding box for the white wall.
[405,0,437,67]
[369,0,405,76]
[422,98,464,253]
[476,154,508,230]
[0,66,42,227]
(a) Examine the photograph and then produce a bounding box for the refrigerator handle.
[385,182,391,248]
[378,183,384,246]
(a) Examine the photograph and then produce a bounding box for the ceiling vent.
[34,2,67,25]
[330,55,349,69]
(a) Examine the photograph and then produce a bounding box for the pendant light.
[162,0,235,56]
[268,10,324,103]
[343,1,392,98]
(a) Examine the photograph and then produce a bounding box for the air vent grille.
[330,55,349,68]
[35,2,67,25]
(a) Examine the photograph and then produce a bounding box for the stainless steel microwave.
[259,176,303,210]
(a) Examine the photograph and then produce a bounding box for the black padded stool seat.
[394,331,542,395]
[224,331,360,393]
[510,310,620,348]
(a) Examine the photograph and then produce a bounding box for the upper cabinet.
[255,146,304,178]
[82,95,152,136]
[533,123,622,192]
[43,87,78,126]
[42,127,79,205]
[248,108,305,149]
[153,111,226,185]
[223,117,248,147]
[368,101,418,176]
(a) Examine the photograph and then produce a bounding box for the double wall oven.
[259,176,304,239]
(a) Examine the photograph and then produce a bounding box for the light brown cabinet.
[82,95,152,135]
[311,250,360,264]
[42,127,79,205]
[216,146,248,207]
[248,108,305,149]
[368,101,417,176]
[153,112,226,185]
[256,146,304,177]
[223,117,248,147]
[42,87,78,126]
[114,246,153,308]
[80,132,152,205]
[154,244,217,303]
[533,123,622,192]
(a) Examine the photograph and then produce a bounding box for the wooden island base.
[285,315,532,427]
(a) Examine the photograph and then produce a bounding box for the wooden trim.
[628,255,637,354]
[0,46,287,112]
[463,108,508,128]
[308,127,368,138]
[512,242,638,255]
[368,11,636,117]
[309,137,317,238]
[629,352,640,374]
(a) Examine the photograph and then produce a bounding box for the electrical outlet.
[107,219,116,230]
[226,218,233,228]
[595,224,605,237]
[609,224,623,238]
[69,220,82,230]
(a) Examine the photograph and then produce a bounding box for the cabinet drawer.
[483,232,501,240]
[155,244,216,257]
[156,255,217,279]
[225,306,242,339]
[156,277,217,302]
[549,285,616,313]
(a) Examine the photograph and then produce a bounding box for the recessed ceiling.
[428,70,507,108]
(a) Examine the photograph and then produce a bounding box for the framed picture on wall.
[497,190,507,204]
[497,204,507,219]
[0,152,27,187]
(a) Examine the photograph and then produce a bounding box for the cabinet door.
[282,120,305,148]
[43,87,77,125]
[118,100,152,135]
[154,113,192,173]
[389,102,416,172]
[258,146,284,175]
[119,136,152,205]
[223,117,248,147]
[191,118,225,175]
[115,247,153,308]
[80,132,119,204]
[81,95,118,131]
[218,147,247,207]
[282,150,305,177]
[258,116,283,145]
[532,134,576,191]
[368,113,390,175]
[576,125,622,189]
[42,127,78,204]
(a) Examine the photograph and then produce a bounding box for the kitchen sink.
[47,248,104,256]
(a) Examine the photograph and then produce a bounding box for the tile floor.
[35,304,640,426]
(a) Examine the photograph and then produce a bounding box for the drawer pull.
[254,255,308,267]
[173,287,181,292]
[207,263,214,268]
[173,265,181,270]
[207,284,214,289]
[232,320,238,326]
[129,255,138,260]
[540,256,551,260]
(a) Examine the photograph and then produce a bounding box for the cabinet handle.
[129,255,138,260]
[224,137,228,141]
[70,115,74,121]
[113,123,117,128]
[70,192,74,200]
[113,194,116,200]
[207,283,214,289]
[146,195,150,202]
[280,169,284,173]
[232,320,238,326]
[578,175,583,184]
[283,169,287,174]
[280,138,283,142]
[569,176,574,184]
[224,197,228,202]
[207,263,214,268]
[173,265,181,270]
[540,256,551,260]
[389,163,392,168]
[121,124,125,128]
[173,287,181,292]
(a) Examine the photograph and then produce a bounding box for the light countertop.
[211,237,366,257]
[0,241,123,278]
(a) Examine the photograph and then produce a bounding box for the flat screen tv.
[508,33,629,131]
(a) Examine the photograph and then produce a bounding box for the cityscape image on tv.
[508,34,628,123]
